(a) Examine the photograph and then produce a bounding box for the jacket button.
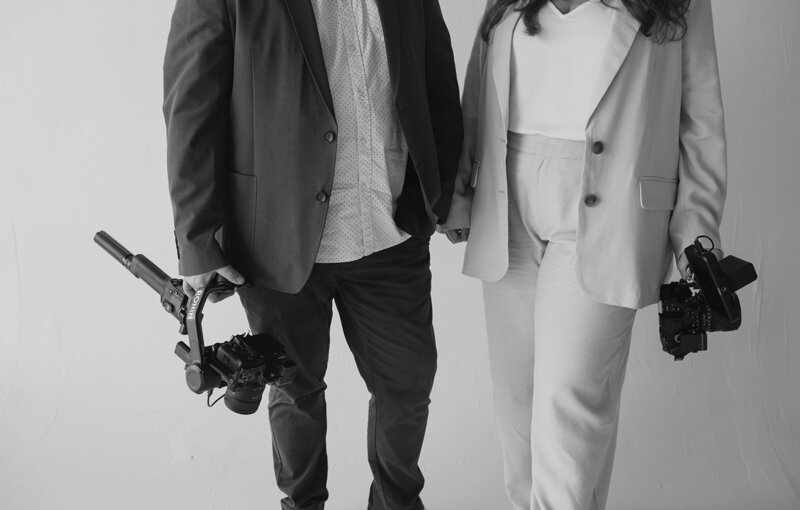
[592,141,605,154]
[324,131,336,143]
[315,191,329,203]
[584,194,599,207]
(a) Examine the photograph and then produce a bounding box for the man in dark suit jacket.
[163,1,463,508]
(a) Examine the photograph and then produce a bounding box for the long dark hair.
[480,0,691,44]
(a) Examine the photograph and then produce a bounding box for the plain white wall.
[1,1,798,509]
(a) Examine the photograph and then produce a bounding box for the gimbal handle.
[94,230,171,295]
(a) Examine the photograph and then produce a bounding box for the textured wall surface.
[1,1,798,509]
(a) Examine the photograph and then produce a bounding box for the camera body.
[174,278,297,414]
[658,238,757,360]
[183,332,294,414]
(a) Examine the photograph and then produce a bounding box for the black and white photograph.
[1,0,798,509]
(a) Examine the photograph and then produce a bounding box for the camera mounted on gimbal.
[659,236,758,361]
[94,231,296,414]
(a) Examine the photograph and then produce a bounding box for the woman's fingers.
[445,228,470,243]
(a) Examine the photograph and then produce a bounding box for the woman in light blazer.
[441,0,726,508]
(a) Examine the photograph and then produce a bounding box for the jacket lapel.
[585,1,641,123]
[490,10,522,131]
[375,0,402,100]
[283,0,335,117]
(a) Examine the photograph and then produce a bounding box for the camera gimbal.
[94,231,295,414]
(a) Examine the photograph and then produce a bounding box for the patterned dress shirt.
[310,0,411,263]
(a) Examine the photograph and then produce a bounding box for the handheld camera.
[94,231,296,414]
[659,237,758,361]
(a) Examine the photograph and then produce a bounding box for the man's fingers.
[208,290,234,303]
[182,265,244,300]
[217,265,246,285]
[183,273,212,295]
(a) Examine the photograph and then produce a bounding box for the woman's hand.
[436,225,470,244]
[677,248,725,281]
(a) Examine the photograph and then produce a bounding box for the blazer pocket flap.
[469,157,481,188]
[639,177,678,210]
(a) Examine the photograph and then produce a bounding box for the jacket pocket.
[639,177,678,211]
[228,171,257,251]
[469,156,481,188]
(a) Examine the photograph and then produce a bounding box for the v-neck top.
[509,0,616,140]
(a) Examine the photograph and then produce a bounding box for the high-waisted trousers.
[483,133,637,510]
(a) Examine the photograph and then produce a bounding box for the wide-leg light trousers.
[483,133,637,510]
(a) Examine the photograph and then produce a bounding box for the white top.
[509,0,616,140]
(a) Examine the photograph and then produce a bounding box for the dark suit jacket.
[163,0,463,293]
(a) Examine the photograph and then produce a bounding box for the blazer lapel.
[283,0,335,117]
[490,10,523,131]
[586,1,642,123]
[375,0,402,100]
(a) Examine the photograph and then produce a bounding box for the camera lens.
[224,386,265,415]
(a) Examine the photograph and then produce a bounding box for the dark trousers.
[238,236,437,510]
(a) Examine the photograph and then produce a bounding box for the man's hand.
[183,265,245,303]
[436,225,470,244]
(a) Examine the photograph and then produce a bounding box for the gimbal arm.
[175,276,238,366]
[94,231,237,368]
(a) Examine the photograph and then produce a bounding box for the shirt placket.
[341,0,375,257]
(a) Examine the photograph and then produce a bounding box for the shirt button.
[324,131,336,143]
[315,191,328,203]
[584,194,600,207]
[592,141,605,154]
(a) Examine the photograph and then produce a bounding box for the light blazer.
[163,0,463,293]
[444,0,727,309]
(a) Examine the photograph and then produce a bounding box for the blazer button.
[592,141,605,154]
[324,131,336,143]
[315,191,329,203]
[584,194,599,207]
